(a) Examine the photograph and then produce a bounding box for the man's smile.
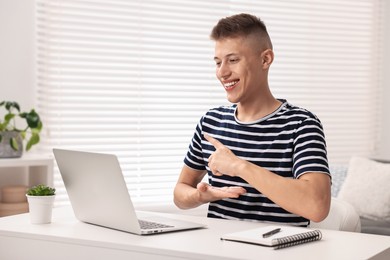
[223,80,239,90]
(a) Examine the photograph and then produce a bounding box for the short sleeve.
[183,117,206,171]
[292,116,330,178]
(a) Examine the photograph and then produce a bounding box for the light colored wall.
[0,0,35,110]
[1,0,390,160]
[377,1,390,160]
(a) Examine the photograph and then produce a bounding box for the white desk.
[0,206,389,260]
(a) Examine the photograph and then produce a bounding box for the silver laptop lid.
[53,148,143,234]
[53,148,206,235]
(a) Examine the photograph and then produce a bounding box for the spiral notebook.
[221,225,322,250]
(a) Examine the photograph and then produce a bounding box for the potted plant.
[26,184,56,224]
[0,101,43,158]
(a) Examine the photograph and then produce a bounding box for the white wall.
[0,0,35,110]
[377,1,390,160]
[1,0,390,160]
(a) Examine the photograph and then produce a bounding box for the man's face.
[214,36,267,105]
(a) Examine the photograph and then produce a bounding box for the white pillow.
[337,157,390,222]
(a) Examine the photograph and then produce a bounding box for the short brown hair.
[210,13,272,49]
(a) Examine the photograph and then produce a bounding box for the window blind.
[35,0,384,206]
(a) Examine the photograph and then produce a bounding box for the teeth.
[224,81,238,88]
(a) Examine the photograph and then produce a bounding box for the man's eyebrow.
[213,53,238,60]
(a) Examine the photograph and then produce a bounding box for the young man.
[174,13,331,226]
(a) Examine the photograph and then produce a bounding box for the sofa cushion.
[337,157,390,222]
[310,197,361,232]
[360,217,390,236]
[329,165,348,197]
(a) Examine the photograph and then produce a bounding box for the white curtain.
[35,0,384,206]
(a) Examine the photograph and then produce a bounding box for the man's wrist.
[234,158,249,178]
[195,186,208,205]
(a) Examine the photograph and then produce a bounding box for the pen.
[262,228,281,238]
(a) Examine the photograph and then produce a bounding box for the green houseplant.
[0,101,43,157]
[26,184,56,196]
[26,184,56,224]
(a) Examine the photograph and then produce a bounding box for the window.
[35,0,384,206]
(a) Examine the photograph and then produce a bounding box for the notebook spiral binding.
[273,230,322,250]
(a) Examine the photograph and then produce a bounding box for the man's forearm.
[173,183,203,210]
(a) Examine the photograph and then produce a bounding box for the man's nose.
[217,62,231,79]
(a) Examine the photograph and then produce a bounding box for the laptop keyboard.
[139,219,174,230]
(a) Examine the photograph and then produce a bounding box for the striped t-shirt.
[184,100,330,227]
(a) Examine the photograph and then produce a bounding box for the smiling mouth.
[223,80,239,90]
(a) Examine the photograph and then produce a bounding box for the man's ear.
[261,49,274,69]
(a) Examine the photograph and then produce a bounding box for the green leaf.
[37,120,43,131]
[10,137,19,151]
[26,134,40,151]
[5,101,20,112]
[31,121,43,134]
[25,109,40,128]
[31,128,39,135]
[2,114,15,131]
[4,113,15,122]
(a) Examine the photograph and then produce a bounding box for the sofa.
[330,157,390,236]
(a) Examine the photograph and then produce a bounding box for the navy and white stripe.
[184,100,330,227]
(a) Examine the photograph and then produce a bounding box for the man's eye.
[229,59,238,63]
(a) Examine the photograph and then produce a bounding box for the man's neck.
[236,97,282,122]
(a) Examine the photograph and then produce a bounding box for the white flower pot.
[26,195,55,224]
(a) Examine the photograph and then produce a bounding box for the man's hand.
[204,134,245,177]
[196,182,246,203]
[173,165,247,209]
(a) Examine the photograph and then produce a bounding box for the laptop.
[53,148,206,235]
